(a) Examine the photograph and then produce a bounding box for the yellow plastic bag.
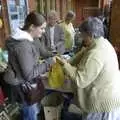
[48,62,65,89]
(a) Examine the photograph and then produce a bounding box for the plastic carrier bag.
[48,62,65,89]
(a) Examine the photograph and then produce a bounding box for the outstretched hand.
[54,56,67,65]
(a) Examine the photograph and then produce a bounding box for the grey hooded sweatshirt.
[4,28,48,85]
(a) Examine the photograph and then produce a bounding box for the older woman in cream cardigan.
[55,17,120,120]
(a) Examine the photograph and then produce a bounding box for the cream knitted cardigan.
[63,37,120,113]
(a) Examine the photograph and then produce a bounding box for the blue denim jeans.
[21,103,39,120]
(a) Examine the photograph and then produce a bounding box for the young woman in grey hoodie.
[4,11,49,120]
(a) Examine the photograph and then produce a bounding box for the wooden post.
[56,0,61,19]
[60,0,66,19]
[45,0,50,16]
[66,0,71,11]
[0,0,10,47]
[110,0,120,44]
[51,0,55,10]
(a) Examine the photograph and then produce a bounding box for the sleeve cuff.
[63,62,77,80]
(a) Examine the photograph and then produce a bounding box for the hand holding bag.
[21,75,45,105]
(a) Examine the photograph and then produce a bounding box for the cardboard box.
[41,92,63,120]
[44,105,62,120]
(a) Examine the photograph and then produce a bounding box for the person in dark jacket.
[33,36,53,59]
[4,11,50,120]
[43,10,65,55]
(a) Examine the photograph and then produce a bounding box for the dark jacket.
[4,28,48,85]
[44,24,65,54]
[34,37,53,59]
[4,28,49,103]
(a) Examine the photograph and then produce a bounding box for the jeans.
[21,103,40,120]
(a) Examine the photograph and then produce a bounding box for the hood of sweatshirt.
[6,28,33,51]
[11,28,33,42]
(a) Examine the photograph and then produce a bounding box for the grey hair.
[66,10,76,19]
[47,10,58,19]
[79,17,104,38]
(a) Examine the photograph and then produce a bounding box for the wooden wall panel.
[56,0,61,18]
[51,0,56,10]
[74,0,100,27]
[0,0,10,48]
[66,0,72,11]
[60,0,67,19]
[28,0,37,12]
[0,0,37,48]
[37,0,44,13]
[110,0,120,44]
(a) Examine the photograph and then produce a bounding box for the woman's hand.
[55,56,67,66]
